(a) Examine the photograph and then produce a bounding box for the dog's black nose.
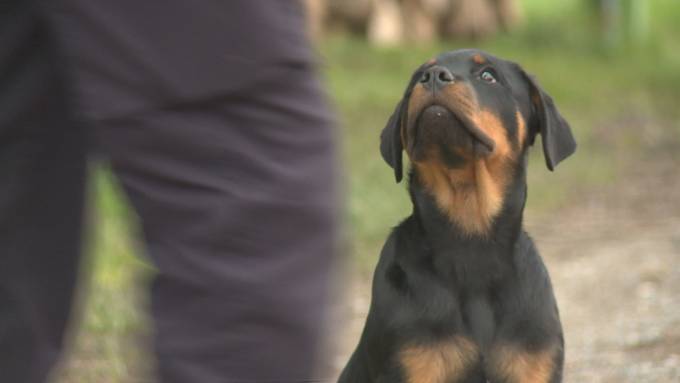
[419,66,454,90]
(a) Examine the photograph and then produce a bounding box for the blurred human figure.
[0,1,339,382]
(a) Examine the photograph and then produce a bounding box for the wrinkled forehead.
[434,49,502,73]
[433,49,530,106]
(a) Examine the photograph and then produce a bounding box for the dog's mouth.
[409,104,495,160]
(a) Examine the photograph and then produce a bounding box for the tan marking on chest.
[400,337,478,383]
[488,344,558,383]
[415,159,509,235]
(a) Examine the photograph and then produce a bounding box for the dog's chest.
[395,267,509,383]
[395,275,556,383]
[416,270,496,326]
[462,295,496,350]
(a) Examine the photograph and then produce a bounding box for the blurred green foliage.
[56,0,680,381]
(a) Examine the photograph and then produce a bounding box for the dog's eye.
[480,70,497,84]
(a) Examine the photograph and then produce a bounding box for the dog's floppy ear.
[520,68,577,171]
[380,99,406,182]
[380,63,431,182]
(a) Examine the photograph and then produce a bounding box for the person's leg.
[41,1,339,379]
[0,2,88,382]
[97,64,339,382]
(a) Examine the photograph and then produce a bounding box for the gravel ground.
[330,155,680,382]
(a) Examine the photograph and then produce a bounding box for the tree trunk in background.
[401,0,450,43]
[445,0,499,39]
[312,0,522,43]
[492,0,522,32]
[598,0,623,47]
[304,0,328,41]
[592,0,650,48]
[368,0,404,45]
[327,0,373,35]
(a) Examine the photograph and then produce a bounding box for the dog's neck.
[409,169,526,240]
[408,163,527,290]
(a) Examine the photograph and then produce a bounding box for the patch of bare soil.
[329,154,680,382]
[532,154,680,382]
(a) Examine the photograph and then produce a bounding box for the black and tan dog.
[338,49,576,383]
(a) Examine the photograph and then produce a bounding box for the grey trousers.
[0,1,339,382]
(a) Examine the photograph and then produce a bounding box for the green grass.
[55,1,680,380]
[55,173,153,382]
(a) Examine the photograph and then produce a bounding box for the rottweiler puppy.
[338,49,576,383]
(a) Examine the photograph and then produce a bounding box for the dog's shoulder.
[375,215,426,269]
[371,216,462,328]
[499,231,562,337]
[373,215,425,296]
[511,231,554,289]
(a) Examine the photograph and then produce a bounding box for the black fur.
[517,66,577,171]
[339,49,574,383]
[380,63,432,182]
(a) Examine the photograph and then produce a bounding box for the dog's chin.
[412,105,493,161]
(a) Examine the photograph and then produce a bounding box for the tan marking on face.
[406,84,433,129]
[516,109,527,147]
[436,82,478,120]
[426,57,437,66]
[412,105,514,235]
[405,81,517,235]
[471,109,512,159]
[400,337,478,383]
[405,84,433,157]
[407,82,478,137]
[488,344,558,383]
[472,54,486,65]
[406,83,480,157]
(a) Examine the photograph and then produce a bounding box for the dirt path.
[330,156,680,382]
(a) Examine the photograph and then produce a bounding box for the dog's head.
[381,49,576,234]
